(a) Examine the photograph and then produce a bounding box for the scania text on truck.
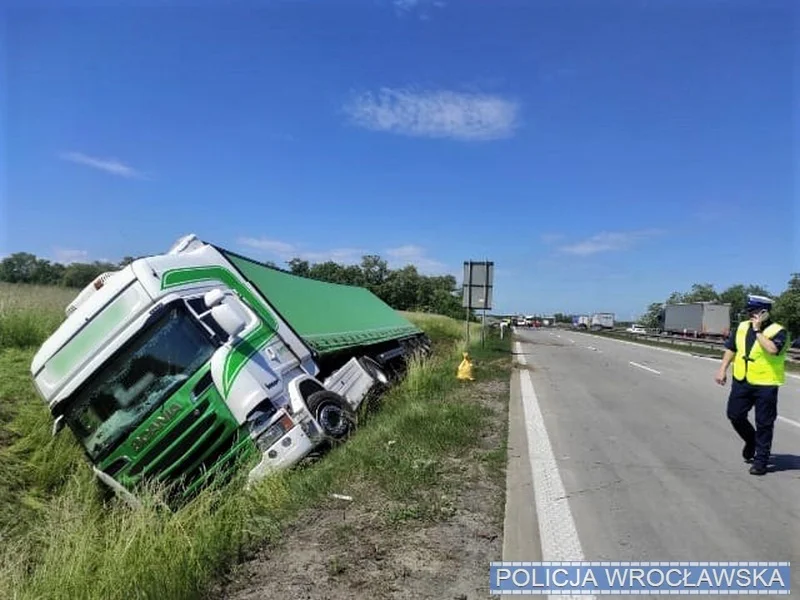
[30,234,431,504]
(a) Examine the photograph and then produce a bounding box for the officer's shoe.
[742,442,755,463]
[749,464,767,476]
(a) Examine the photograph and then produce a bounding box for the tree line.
[0,252,471,321]
[638,274,800,339]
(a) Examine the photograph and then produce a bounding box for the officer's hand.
[715,369,727,386]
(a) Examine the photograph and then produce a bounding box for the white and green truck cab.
[30,234,430,503]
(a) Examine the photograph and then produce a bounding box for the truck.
[658,302,731,338]
[30,234,431,504]
[590,312,615,330]
[572,315,591,329]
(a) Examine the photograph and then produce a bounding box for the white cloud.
[301,248,366,264]
[60,151,147,179]
[238,236,449,274]
[343,87,520,141]
[238,237,296,257]
[393,0,446,18]
[557,229,663,256]
[238,236,366,265]
[54,248,90,264]
[386,244,447,274]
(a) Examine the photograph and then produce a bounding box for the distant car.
[626,324,647,335]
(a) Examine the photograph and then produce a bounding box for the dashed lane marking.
[629,361,662,375]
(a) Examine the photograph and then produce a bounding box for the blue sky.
[2,0,797,319]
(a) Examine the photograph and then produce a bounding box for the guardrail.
[572,327,800,363]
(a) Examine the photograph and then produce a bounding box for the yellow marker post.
[457,352,474,381]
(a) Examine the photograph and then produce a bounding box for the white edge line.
[629,361,661,375]
[514,340,594,600]
[777,415,800,430]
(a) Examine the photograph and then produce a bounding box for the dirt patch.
[214,379,509,600]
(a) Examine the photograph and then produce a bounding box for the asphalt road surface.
[504,327,800,596]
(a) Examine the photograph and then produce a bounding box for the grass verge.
[0,283,75,350]
[0,297,511,600]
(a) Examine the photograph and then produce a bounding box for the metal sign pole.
[466,261,473,346]
[481,257,488,348]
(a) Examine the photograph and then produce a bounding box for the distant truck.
[590,312,615,330]
[658,302,731,338]
[572,315,591,329]
[30,234,430,504]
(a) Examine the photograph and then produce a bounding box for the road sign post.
[462,260,494,348]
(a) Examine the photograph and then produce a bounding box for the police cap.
[746,294,774,313]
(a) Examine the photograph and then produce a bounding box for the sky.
[2,0,798,319]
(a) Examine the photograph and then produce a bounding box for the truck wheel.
[359,356,390,387]
[307,390,356,441]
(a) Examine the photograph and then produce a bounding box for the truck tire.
[359,356,390,388]
[307,390,356,441]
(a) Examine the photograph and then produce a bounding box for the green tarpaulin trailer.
[218,247,424,358]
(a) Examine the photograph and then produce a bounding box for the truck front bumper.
[247,420,319,485]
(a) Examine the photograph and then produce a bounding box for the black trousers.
[726,378,779,466]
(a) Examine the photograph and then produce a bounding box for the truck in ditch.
[658,302,731,338]
[30,234,431,504]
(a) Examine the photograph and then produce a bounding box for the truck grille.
[125,397,240,490]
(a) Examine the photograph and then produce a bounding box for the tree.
[640,302,664,329]
[683,283,719,303]
[287,258,310,277]
[773,273,800,340]
[0,253,40,283]
[360,255,389,292]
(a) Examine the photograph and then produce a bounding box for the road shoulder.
[215,372,511,600]
[502,359,542,562]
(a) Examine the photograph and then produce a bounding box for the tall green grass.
[0,297,510,600]
[0,283,74,350]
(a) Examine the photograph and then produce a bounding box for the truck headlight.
[253,412,294,453]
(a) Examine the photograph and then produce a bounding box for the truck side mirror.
[204,289,248,340]
[52,414,65,437]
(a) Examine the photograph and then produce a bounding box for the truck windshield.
[61,302,217,461]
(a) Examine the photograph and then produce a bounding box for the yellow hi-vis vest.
[731,320,788,386]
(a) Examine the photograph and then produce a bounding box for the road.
[504,327,800,595]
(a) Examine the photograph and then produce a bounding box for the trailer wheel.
[307,391,356,441]
[359,356,390,387]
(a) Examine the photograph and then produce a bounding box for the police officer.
[715,295,790,475]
